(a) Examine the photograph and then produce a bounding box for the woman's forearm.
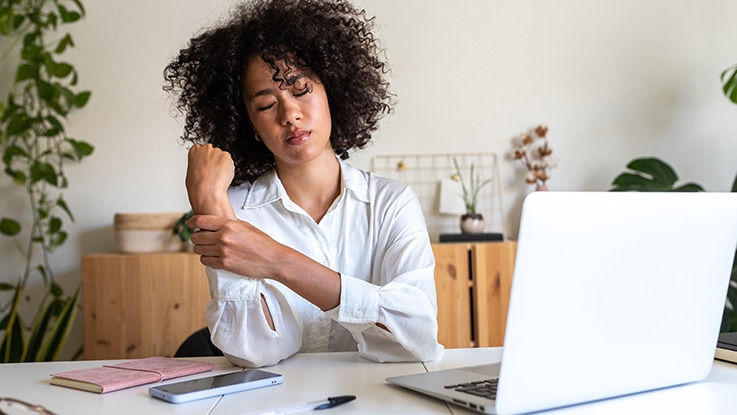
[274,249,341,311]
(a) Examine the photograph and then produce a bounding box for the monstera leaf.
[610,157,704,192]
[721,64,737,105]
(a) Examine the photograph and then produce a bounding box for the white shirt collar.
[241,156,369,209]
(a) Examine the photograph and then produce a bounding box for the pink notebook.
[49,356,214,393]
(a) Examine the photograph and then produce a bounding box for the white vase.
[460,214,485,234]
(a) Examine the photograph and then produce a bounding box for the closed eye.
[257,103,275,111]
[293,89,309,97]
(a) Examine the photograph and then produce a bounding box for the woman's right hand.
[185,143,237,219]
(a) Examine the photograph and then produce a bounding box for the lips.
[286,130,310,146]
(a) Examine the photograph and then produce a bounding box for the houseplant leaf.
[1,284,22,363]
[626,158,678,187]
[0,217,21,236]
[36,289,79,361]
[22,298,58,362]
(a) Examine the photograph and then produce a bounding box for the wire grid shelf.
[371,153,505,242]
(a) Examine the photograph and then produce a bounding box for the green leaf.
[0,218,21,236]
[36,265,49,283]
[37,289,80,361]
[58,5,81,23]
[50,281,63,297]
[722,65,737,105]
[51,62,73,78]
[47,12,58,30]
[59,85,75,107]
[2,145,28,164]
[73,91,91,108]
[626,158,678,187]
[49,216,62,233]
[612,173,653,186]
[673,183,705,192]
[71,0,86,15]
[30,161,58,186]
[6,114,30,135]
[54,33,74,54]
[5,315,25,363]
[15,63,38,82]
[47,99,68,116]
[21,44,43,63]
[57,198,75,222]
[45,116,65,136]
[37,80,55,101]
[23,32,37,47]
[4,166,26,185]
[67,138,94,158]
[0,283,13,291]
[52,231,67,246]
[22,298,56,362]
[732,173,737,193]
[1,285,22,363]
[11,14,25,30]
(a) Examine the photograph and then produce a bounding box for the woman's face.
[242,56,333,166]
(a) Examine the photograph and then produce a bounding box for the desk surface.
[2,348,737,414]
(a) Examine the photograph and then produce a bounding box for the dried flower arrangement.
[513,125,556,191]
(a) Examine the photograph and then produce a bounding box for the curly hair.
[163,0,393,185]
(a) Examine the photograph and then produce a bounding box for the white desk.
[2,348,737,414]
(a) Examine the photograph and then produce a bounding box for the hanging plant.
[0,0,91,362]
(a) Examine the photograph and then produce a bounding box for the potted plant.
[0,0,91,362]
[452,157,492,234]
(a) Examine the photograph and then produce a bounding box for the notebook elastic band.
[102,365,165,382]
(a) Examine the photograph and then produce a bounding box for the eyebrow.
[248,74,307,101]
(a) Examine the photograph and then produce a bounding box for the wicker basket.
[114,212,187,254]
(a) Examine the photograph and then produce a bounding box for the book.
[50,356,214,393]
[716,332,737,365]
[438,233,504,243]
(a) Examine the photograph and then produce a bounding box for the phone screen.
[154,370,280,395]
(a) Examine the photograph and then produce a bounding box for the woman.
[164,0,443,367]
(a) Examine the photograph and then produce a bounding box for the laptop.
[387,192,737,414]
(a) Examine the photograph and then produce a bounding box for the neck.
[274,149,341,211]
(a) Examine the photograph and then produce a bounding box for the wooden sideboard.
[432,242,517,349]
[81,253,210,359]
[82,242,516,359]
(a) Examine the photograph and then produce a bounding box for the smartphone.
[149,369,283,403]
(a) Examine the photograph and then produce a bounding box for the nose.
[279,97,303,126]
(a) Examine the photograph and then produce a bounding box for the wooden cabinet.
[432,242,517,349]
[81,253,209,359]
[82,243,516,359]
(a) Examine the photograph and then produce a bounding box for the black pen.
[254,395,356,414]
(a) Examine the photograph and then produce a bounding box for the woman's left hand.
[188,214,288,280]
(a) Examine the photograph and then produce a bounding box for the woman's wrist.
[271,246,299,285]
[189,191,236,220]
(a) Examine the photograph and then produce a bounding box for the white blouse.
[205,158,444,368]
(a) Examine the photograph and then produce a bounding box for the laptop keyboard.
[444,378,498,400]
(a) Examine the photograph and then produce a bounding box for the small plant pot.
[460,213,485,234]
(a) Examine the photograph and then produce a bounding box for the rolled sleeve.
[324,274,380,325]
[205,267,303,368]
[324,186,444,363]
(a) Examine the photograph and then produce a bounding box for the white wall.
[1,0,736,358]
